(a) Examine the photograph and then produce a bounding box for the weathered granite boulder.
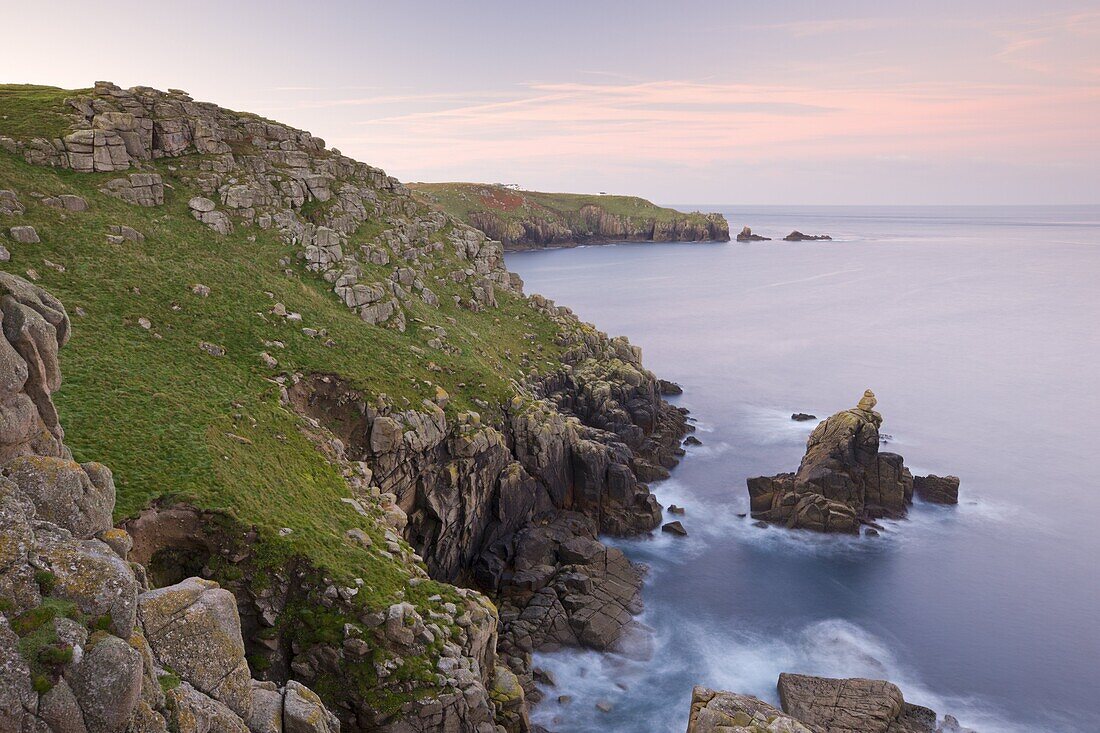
[747,391,957,533]
[777,674,937,733]
[9,225,40,244]
[686,686,814,733]
[139,577,252,719]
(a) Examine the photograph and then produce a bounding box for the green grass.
[0,84,88,141]
[410,181,716,227]
[0,147,569,594]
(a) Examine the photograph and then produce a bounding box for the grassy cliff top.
[410,181,716,224]
[0,83,569,596]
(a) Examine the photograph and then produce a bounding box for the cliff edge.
[410,182,730,249]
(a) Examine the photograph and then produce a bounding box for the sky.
[3,1,1099,205]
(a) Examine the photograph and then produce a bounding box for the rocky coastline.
[409,183,730,250]
[0,81,975,733]
[0,81,694,732]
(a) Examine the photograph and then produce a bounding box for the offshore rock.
[783,231,832,241]
[736,226,771,242]
[747,391,957,533]
[912,475,960,505]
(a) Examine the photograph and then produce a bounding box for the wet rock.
[667,504,685,515]
[791,413,817,422]
[684,435,702,446]
[662,520,687,536]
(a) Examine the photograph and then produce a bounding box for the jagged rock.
[139,577,252,719]
[687,686,814,733]
[791,413,816,422]
[913,475,960,505]
[9,225,41,244]
[747,391,955,533]
[777,673,937,733]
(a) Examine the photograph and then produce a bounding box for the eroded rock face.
[776,673,937,733]
[747,391,956,533]
[0,273,339,733]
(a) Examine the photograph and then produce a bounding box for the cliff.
[409,182,730,249]
[0,82,689,731]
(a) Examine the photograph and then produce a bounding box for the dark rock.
[667,504,685,515]
[662,520,687,536]
[913,474,960,504]
[658,379,683,395]
[752,520,769,529]
[684,435,702,446]
[747,390,956,534]
[864,527,879,537]
[736,226,771,242]
[791,413,817,422]
[783,231,832,241]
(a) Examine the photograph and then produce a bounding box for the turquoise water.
[506,206,1100,733]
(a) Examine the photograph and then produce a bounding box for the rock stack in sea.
[746,390,959,533]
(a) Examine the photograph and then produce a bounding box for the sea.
[504,205,1100,733]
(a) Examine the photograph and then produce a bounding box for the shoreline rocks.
[747,390,959,533]
[688,674,964,733]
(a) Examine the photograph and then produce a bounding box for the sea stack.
[746,390,958,533]
[736,226,771,241]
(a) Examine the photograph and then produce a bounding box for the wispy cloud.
[331,77,1099,175]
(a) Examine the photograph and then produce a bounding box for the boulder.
[139,578,252,719]
[791,413,817,422]
[68,634,144,733]
[9,225,40,244]
[283,680,341,733]
[913,474,960,504]
[662,520,688,536]
[686,686,814,733]
[776,673,936,733]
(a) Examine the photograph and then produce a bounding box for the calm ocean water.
[505,206,1100,733]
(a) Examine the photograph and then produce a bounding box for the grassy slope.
[0,87,566,602]
[410,181,715,226]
